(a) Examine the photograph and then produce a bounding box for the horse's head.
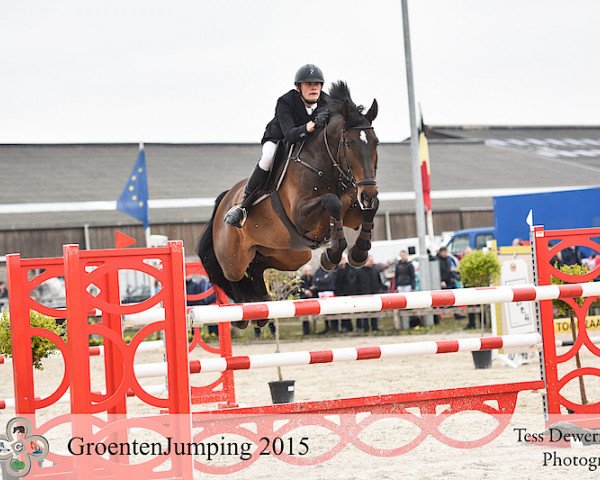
[325,81,379,210]
[339,99,378,210]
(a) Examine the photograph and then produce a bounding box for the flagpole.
[145,227,152,248]
[402,0,433,327]
[426,210,434,239]
[136,142,152,248]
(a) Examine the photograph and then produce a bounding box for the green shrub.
[551,263,589,316]
[264,269,301,301]
[0,310,65,370]
[458,250,501,288]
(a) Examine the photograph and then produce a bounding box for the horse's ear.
[366,99,378,123]
[342,101,350,120]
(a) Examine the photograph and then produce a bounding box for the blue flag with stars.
[117,144,149,228]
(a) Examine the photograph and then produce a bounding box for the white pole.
[402,0,432,326]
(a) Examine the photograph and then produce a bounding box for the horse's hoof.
[348,246,368,268]
[233,320,249,329]
[320,251,337,271]
[254,319,269,327]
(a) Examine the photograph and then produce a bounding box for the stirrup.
[224,205,248,228]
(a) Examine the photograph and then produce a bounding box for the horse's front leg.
[318,194,346,271]
[348,199,379,268]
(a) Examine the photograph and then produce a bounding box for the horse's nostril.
[360,194,374,210]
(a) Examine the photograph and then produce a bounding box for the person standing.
[186,275,219,336]
[312,266,338,334]
[394,250,415,293]
[437,247,456,290]
[334,256,358,333]
[0,280,8,312]
[561,246,583,266]
[298,265,316,335]
[357,256,386,332]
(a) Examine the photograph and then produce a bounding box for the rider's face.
[298,82,322,105]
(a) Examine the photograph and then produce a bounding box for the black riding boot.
[224,165,270,228]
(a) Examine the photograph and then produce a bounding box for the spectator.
[312,266,338,334]
[394,250,415,293]
[334,256,358,333]
[356,256,386,332]
[46,276,66,299]
[437,247,455,289]
[0,281,7,312]
[448,253,463,289]
[299,265,316,335]
[561,246,584,266]
[186,275,219,336]
[590,254,600,281]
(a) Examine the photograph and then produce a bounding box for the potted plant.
[458,250,501,369]
[0,310,65,370]
[263,269,301,404]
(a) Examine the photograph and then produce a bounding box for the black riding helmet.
[294,64,324,85]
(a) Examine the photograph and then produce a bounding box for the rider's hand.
[313,110,330,128]
[306,121,316,133]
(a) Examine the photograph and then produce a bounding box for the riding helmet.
[294,64,324,84]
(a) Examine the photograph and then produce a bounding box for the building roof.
[1,126,599,229]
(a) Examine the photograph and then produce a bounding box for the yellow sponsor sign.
[554,316,600,333]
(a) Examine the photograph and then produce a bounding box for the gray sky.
[1,0,599,143]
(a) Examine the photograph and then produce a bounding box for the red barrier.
[5,244,236,414]
[4,226,600,476]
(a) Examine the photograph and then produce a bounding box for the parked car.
[445,227,495,259]
[121,285,153,304]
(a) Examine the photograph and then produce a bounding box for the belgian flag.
[418,113,431,212]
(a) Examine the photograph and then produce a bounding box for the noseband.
[323,125,377,190]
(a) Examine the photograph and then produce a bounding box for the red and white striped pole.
[188,282,600,326]
[133,333,542,378]
[0,384,166,411]
[0,340,164,364]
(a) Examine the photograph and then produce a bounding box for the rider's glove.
[313,110,330,129]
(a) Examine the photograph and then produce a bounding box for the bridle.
[323,124,377,191]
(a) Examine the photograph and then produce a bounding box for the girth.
[269,190,325,250]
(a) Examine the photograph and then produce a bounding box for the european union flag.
[117,144,149,228]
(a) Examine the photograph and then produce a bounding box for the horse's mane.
[326,81,366,128]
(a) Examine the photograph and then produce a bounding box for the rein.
[293,121,377,192]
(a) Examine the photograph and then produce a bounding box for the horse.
[197,81,379,327]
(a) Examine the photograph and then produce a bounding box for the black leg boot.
[224,164,270,228]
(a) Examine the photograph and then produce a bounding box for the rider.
[224,64,331,228]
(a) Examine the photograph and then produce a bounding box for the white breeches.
[257,141,278,171]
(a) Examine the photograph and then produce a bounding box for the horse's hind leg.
[225,260,271,329]
[246,258,270,327]
[319,194,347,271]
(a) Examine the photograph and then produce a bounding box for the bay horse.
[197,81,379,327]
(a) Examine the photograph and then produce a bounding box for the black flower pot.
[268,380,295,404]
[471,350,493,369]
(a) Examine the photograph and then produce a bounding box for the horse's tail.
[196,190,235,300]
